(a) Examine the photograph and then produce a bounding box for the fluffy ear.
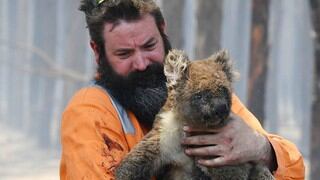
[164,49,190,88]
[209,50,237,82]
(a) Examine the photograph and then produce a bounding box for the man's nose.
[133,52,149,71]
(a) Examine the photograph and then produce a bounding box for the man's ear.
[159,21,167,35]
[90,40,100,65]
[164,49,189,88]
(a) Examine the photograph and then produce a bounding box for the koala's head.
[164,49,236,128]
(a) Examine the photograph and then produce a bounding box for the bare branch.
[0,38,92,82]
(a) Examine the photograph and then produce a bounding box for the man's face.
[93,14,169,126]
[103,14,165,76]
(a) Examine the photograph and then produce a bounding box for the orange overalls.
[60,86,305,179]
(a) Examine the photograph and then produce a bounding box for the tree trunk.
[50,0,65,148]
[0,0,9,124]
[162,0,185,49]
[195,0,222,59]
[31,0,57,148]
[7,1,21,128]
[21,0,34,133]
[310,0,320,179]
[247,0,270,124]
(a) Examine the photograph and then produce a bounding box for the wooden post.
[247,0,270,124]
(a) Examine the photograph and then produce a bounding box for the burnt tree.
[310,0,320,179]
[162,0,185,49]
[247,0,270,124]
[195,0,222,59]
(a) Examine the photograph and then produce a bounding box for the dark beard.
[95,60,167,127]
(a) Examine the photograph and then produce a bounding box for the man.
[60,0,305,179]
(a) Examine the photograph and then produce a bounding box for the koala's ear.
[164,49,190,88]
[210,50,237,82]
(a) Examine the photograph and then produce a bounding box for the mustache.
[95,61,165,89]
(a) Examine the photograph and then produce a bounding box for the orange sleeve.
[231,94,305,180]
[60,88,129,180]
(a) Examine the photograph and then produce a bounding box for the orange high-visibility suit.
[60,86,305,180]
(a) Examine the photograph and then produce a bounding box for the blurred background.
[0,0,319,179]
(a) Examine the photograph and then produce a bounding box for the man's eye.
[145,43,156,50]
[117,52,130,59]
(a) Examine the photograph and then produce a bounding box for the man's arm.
[181,94,305,179]
[232,94,305,179]
[60,104,128,180]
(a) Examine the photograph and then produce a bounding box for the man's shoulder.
[75,86,109,100]
[65,86,114,113]
[61,86,129,151]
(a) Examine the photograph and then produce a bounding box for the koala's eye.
[218,87,229,95]
[194,94,202,100]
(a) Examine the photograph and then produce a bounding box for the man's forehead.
[103,14,160,47]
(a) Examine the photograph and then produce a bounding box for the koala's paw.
[249,164,275,180]
[115,167,131,180]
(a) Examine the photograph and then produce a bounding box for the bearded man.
[60,0,305,179]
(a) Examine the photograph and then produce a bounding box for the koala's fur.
[115,50,274,180]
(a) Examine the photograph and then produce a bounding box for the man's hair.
[79,0,168,55]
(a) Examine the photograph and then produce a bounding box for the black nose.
[212,98,230,118]
[191,89,230,119]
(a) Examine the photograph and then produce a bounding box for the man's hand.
[181,113,277,171]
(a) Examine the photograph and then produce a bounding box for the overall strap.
[93,84,135,134]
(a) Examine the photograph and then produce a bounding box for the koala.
[115,49,274,180]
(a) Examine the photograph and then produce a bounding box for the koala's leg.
[115,127,164,180]
[201,163,252,179]
[190,165,211,180]
[249,164,275,180]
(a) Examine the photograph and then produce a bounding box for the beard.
[95,61,167,127]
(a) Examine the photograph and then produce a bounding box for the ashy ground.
[0,123,59,180]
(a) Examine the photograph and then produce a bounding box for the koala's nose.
[212,98,230,118]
